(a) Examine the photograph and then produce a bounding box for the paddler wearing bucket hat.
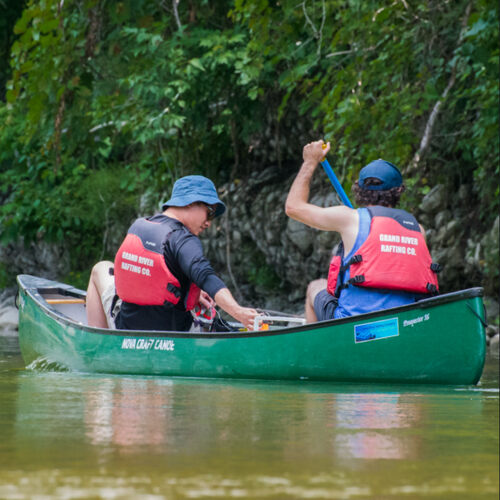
[86,175,258,331]
[285,140,440,323]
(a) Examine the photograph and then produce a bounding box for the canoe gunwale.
[17,274,485,340]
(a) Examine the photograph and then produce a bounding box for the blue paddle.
[320,144,353,208]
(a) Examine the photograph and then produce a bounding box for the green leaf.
[188,58,205,71]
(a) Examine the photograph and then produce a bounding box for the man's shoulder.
[367,206,421,231]
[163,218,201,249]
[148,214,193,235]
[148,213,181,225]
[366,205,413,217]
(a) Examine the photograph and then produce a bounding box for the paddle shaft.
[320,157,353,208]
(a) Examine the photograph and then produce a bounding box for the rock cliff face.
[417,183,499,298]
[0,239,71,283]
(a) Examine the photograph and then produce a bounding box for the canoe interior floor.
[35,292,303,333]
[40,292,88,326]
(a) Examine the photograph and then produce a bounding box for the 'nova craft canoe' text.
[16,274,487,385]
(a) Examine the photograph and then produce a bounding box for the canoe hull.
[16,275,487,384]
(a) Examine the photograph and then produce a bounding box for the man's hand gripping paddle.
[320,143,354,208]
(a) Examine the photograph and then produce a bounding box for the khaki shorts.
[101,280,122,329]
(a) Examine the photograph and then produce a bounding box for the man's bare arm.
[214,288,258,331]
[285,140,357,234]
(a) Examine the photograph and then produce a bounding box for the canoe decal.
[402,313,430,328]
[354,317,399,343]
[121,338,175,351]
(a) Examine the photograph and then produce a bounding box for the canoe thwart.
[45,298,86,305]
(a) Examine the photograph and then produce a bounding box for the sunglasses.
[201,203,216,221]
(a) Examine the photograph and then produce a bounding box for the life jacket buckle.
[430,262,442,273]
[350,275,365,284]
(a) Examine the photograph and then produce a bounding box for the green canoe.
[16,274,487,385]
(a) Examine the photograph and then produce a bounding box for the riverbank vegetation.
[0,0,498,299]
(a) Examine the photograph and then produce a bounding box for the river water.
[0,334,498,499]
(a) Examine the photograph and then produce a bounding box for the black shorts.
[115,302,193,331]
[313,289,338,321]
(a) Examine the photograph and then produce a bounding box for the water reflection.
[84,378,172,451]
[334,393,421,459]
[14,372,431,465]
[4,353,498,499]
[14,371,491,468]
[81,377,303,459]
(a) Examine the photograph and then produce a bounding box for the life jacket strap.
[349,275,366,285]
[349,254,363,265]
[336,274,365,293]
[339,254,362,274]
[167,283,181,299]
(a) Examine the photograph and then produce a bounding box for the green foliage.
[0,261,16,289]
[0,0,498,294]
[248,264,282,292]
[245,247,282,291]
[61,269,91,292]
[0,0,26,98]
[234,1,498,183]
[1,0,264,275]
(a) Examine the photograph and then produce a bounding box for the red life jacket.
[114,217,201,310]
[327,207,440,296]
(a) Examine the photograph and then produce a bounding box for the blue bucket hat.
[161,175,226,217]
[358,159,403,191]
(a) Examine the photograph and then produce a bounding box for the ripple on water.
[455,387,499,393]
[25,356,70,372]
[0,471,378,499]
[1,471,497,499]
